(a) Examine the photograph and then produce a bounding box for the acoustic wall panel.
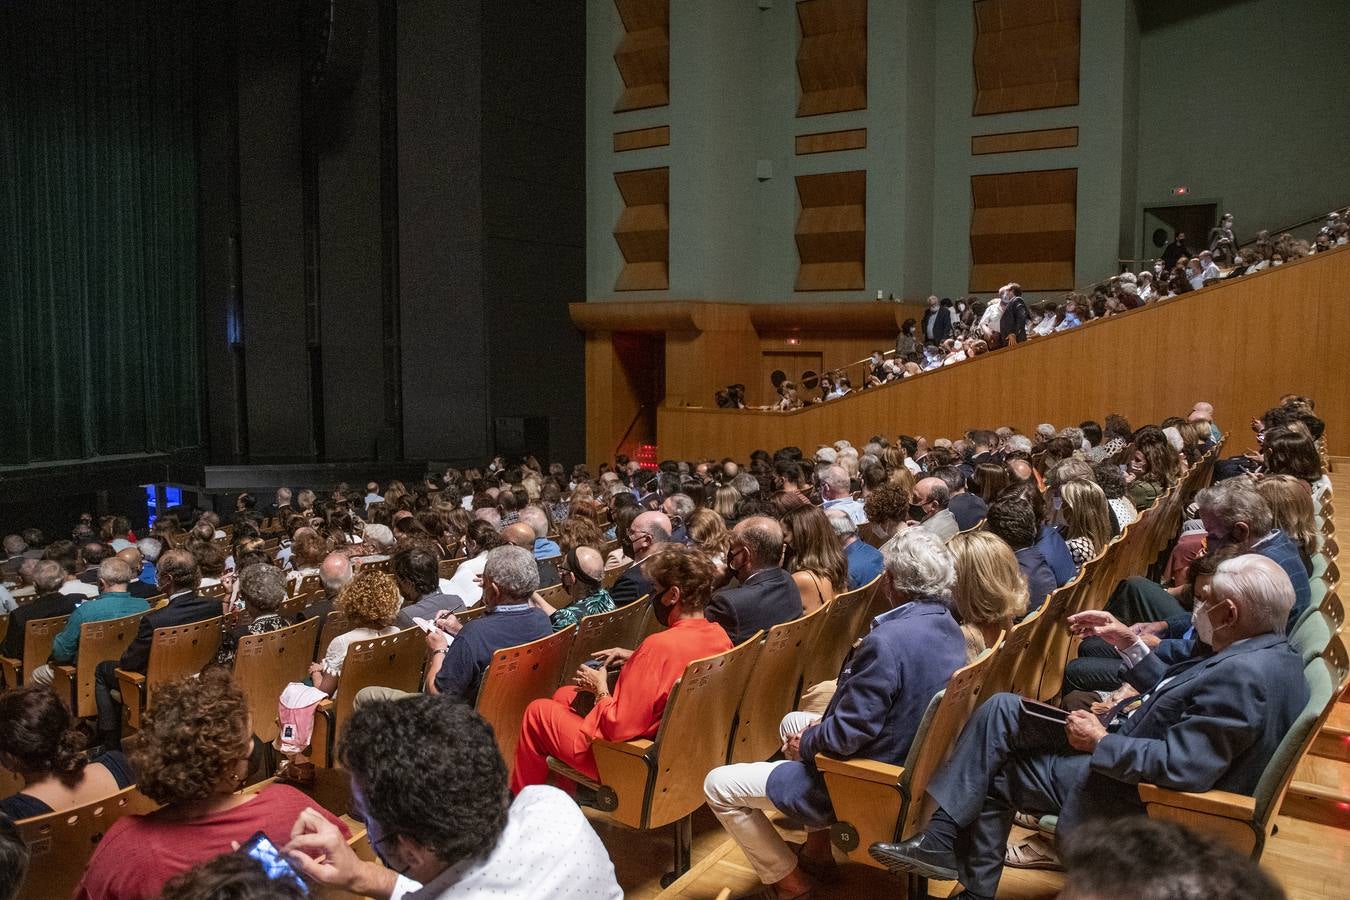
[613,125,670,152]
[969,168,1076,292]
[613,167,669,290]
[795,170,865,291]
[971,126,1078,156]
[613,0,669,112]
[795,128,867,155]
[973,0,1079,116]
[796,0,867,117]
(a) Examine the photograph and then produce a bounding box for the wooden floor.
[593,810,1350,899]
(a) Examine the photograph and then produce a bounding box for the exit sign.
[1172,186,1189,196]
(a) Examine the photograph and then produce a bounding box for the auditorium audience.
[986,493,1058,614]
[444,519,500,606]
[818,464,867,524]
[704,529,966,899]
[1,559,77,666]
[32,557,149,687]
[910,476,959,541]
[871,554,1307,893]
[75,670,348,900]
[1059,479,1114,567]
[1255,474,1319,575]
[211,563,289,669]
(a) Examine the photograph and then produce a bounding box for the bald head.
[116,546,143,575]
[502,522,537,550]
[574,546,604,582]
[1007,459,1034,482]
[732,516,784,572]
[1191,401,1214,419]
[320,552,353,595]
[629,511,672,560]
[913,477,950,519]
[519,505,549,538]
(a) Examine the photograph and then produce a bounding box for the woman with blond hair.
[712,484,741,526]
[780,504,849,613]
[1060,479,1114,568]
[1256,474,1318,575]
[948,531,1028,661]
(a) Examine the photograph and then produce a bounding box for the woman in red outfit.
[75,669,347,900]
[512,545,733,792]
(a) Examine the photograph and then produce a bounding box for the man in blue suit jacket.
[704,530,966,897]
[704,517,802,645]
[871,554,1308,898]
[826,508,883,590]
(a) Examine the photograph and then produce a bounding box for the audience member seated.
[307,570,403,697]
[519,505,560,560]
[31,557,150,688]
[870,554,1307,893]
[985,494,1058,615]
[704,529,967,899]
[780,504,848,614]
[910,476,959,541]
[411,545,552,702]
[281,697,623,898]
[948,530,1029,660]
[285,528,326,584]
[818,464,867,525]
[827,508,884,589]
[608,510,671,607]
[354,523,396,564]
[94,549,222,747]
[1255,474,1318,575]
[392,544,465,628]
[0,686,135,820]
[706,516,802,645]
[75,669,348,900]
[532,546,614,631]
[501,522,561,589]
[862,482,911,547]
[211,564,289,669]
[46,541,98,599]
[2,559,77,668]
[512,545,732,791]
[295,551,353,628]
[934,466,987,531]
[1093,461,1138,531]
[1262,423,1331,502]
[1124,426,1180,511]
[1059,479,1114,567]
[115,546,158,599]
[1104,478,1310,632]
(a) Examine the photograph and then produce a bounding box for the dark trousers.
[1104,577,1186,625]
[94,659,124,743]
[926,693,1143,897]
[1062,637,1127,693]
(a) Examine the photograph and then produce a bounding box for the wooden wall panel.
[969,168,1076,292]
[614,0,669,112]
[795,170,866,291]
[613,125,670,152]
[795,128,867,156]
[653,248,1350,461]
[973,0,1079,116]
[971,126,1078,156]
[796,0,867,117]
[613,167,669,290]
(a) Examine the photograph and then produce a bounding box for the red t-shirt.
[74,783,348,900]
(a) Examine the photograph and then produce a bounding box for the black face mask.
[909,503,927,521]
[650,587,673,627]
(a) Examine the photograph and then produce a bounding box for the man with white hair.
[819,465,866,525]
[2,534,27,577]
[519,505,560,560]
[1198,249,1221,283]
[814,446,838,466]
[828,507,884,589]
[705,528,966,897]
[872,554,1308,892]
[135,537,161,587]
[357,524,396,562]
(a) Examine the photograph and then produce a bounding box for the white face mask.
[1191,598,1227,645]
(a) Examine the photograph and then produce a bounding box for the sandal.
[1004,833,1062,871]
[1012,812,1041,830]
[275,759,316,787]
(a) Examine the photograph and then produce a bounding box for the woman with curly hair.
[74,669,347,900]
[309,570,403,695]
[556,517,604,557]
[862,481,910,547]
[511,545,733,792]
[780,504,848,613]
[0,687,136,820]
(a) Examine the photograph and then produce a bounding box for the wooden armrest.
[590,738,655,758]
[1138,784,1257,819]
[310,699,336,768]
[815,753,905,785]
[115,669,147,687]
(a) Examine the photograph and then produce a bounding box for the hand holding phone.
[238,831,308,893]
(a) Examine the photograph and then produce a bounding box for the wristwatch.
[431,648,450,656]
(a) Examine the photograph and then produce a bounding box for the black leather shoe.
[869,834,959,881]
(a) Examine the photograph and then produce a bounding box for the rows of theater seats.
[2,444,1344,898]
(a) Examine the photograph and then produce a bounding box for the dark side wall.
[198,0,585,469]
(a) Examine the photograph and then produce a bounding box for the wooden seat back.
[536,583,570,610]
[232,617,322,743]
[13,786,159,900]
[137,617,224,717]
[357,557,393,575]
[325,627,425,755]
[58,610,147,717]
[802,575,880,687]
[199,581,229,601]
[729,603,830,763]
[288,574,323,597]
[602,561,632,589]
[475,626,577,777]
[561,599,651,678]
[456,605,490,625]
[640,635,763,828]
[974,605,1043,705]
[0,613,71,687]
[437,556,468,580]
[316,612,351,662]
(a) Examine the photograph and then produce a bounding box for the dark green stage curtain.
[0,1,201,466]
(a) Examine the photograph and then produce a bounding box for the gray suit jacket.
[397,591,466,628]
